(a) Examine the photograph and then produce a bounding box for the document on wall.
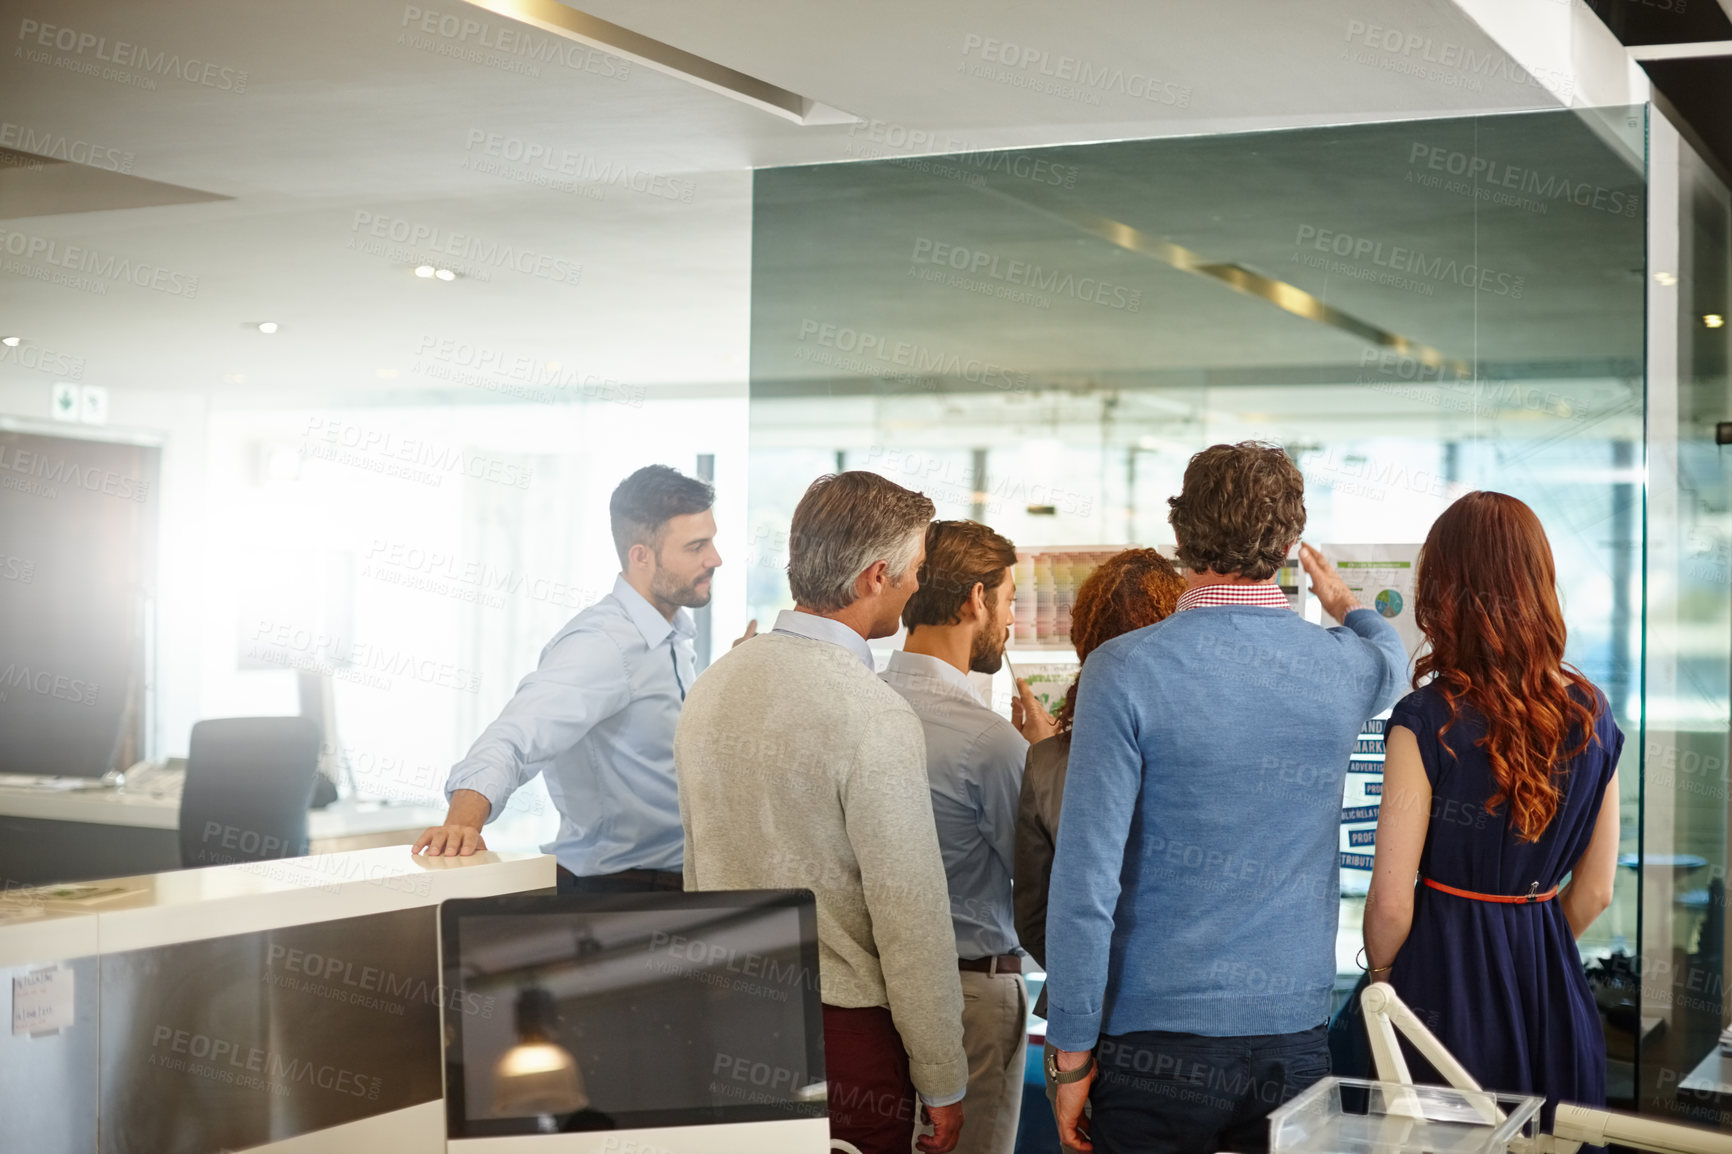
[1304,544,1419,889]
[1312,543,1422,660]
[1338,717,1386,891]
[12,966,74,1036]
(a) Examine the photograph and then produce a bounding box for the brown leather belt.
[958,954,1021,975]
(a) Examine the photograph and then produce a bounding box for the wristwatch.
[1044,1043,1095,1084]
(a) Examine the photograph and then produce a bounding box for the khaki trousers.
[948,969,1027,1154]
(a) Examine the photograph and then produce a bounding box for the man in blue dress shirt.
[883,519,1057,1154]
[412,464,726,892]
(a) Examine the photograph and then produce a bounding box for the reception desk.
[0,769,465,886]
[0,845,554,1153]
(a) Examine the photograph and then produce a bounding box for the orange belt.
[1423,878,1557,904]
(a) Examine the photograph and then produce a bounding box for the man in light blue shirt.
[884,519,1056,1154]
[412,465,725,892]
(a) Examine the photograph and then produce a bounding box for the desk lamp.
[1362,981,1732,1154]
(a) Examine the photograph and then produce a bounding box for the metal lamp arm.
[1362,982,1487,1094]
[1360,981,1732,1154]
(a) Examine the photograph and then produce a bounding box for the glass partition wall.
[745,106,1732,1122]
[1644,110,1732,1126]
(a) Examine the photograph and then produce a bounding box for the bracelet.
[1355,946,1392,975]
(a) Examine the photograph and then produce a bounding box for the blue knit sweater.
[1043,606,1406,1049]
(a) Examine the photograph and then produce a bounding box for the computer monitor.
[439,890,831,1153]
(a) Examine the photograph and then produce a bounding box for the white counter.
[1,846,557,1154]
[0,844,553,964]
[0,771,450,839]
[0,776,181,829]
[0,768,562,887]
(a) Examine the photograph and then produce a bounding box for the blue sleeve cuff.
[1042,1008,1101,1054]
[919,1086,966,1108]
[444,763,508,822]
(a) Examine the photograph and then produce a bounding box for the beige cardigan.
[675,631,968,1103]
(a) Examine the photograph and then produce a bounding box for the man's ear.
[627,541,654,571]
[969,581,989,621]
[857,558,890,598]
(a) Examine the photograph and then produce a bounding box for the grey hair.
[786,472,936,613]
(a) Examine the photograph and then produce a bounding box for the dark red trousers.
[823,1004,918,1154]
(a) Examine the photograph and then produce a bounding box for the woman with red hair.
[1014,548,1185,1005]
[1364,492,1623,1119]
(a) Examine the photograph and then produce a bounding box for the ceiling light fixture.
[0,336,19,347]
[435,268,456,281]
[1655,272,1677,286]
[414,265,437,278]
[458,0,856,125]
[257,322,279,334]
[1706,314,1726,329]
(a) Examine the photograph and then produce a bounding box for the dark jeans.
[555,865,684,894]
[822,1004,917,1154]
[1089,1024,1329,1154]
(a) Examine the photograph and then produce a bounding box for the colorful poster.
[1014,663,1079,718]
[1313,543,1423,658]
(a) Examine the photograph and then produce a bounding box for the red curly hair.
[1057,549,1185,732]
[1413,492,1601,842]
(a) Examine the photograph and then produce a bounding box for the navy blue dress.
[1384,681,1622,1121]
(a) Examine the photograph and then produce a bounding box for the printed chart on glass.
[1312,543,1422,658]
[1307,545,1419,892]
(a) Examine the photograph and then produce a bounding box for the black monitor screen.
[440,890,826,1138]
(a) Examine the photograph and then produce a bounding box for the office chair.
[179,716,321,869]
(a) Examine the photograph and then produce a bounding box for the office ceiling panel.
[0,0,1570,404]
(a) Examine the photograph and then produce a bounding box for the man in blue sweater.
[1044,442,1406,1154]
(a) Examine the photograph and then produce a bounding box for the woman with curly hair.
[1013,548,1184,1005]
[1364,491,1623,1122]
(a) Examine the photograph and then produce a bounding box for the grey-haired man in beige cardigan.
[676,471,969,1154]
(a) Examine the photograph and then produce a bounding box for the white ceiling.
[0,0,1564,407]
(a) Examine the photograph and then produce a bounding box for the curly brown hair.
[1167,442,1306,581]
[1057,548,1185,732]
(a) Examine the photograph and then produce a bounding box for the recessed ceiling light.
[1655,272,1677,286]
[1706,314,1726,329]
[434,268,457,282]
[414,265,436,278]
[257,322,279,334]
[0,336,19,347]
